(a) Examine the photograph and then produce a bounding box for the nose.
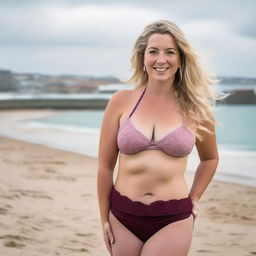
[156,53,167,64]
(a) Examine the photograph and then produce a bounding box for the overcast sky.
[0,0,255,79]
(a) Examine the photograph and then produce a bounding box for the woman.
[97,20,219,256]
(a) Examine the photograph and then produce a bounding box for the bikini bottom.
[110,186,193,242]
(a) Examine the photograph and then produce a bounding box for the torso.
[114,86,196,204]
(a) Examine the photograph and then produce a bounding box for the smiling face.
[144,33,180,84]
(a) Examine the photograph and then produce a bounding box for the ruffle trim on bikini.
[110,187,193,217]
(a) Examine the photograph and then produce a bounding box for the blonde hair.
[128,20,225,141]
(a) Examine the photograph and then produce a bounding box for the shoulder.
[103,89,134,119]
[110,89,132,104]
[107,88,140,110]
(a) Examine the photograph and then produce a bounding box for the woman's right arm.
[97,90,127,246]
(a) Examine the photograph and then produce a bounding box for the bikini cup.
[117,87,196,157]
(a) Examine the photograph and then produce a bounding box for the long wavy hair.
[127,20,224,141]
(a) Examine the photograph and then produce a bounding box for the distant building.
[0,70,16,91]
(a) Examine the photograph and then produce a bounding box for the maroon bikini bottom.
[110,186,193,242]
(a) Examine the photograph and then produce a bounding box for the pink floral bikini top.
[117,87,196,157]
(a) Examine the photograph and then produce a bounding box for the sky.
[0,0,255,79]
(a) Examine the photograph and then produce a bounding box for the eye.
[149,50,158,54]
[167,51,175,55]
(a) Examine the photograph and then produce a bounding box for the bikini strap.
[129,86,147,118]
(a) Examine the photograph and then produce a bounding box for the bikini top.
[117,86,196,157]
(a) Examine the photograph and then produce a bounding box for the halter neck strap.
[129,86,147,118]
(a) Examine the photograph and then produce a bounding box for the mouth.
[153,67,169,72]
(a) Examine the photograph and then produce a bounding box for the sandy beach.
[0,111,255,256]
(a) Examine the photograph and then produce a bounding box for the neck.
[146,77,176,97]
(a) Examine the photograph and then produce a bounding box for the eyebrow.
[148,47,176,51]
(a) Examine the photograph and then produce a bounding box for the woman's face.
[144,33,180,83]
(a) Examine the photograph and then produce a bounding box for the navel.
[144,192,153,196]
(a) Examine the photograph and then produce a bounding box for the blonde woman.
[97,20,219,256]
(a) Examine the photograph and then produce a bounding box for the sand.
[0,136,104,256]
[0,136,255,256]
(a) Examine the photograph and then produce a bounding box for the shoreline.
[0,136,255,256]
[0,109,255,187]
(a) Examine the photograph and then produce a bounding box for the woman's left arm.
[189,115,219,216]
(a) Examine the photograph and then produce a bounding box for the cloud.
[0,3,163,47]
[0,0,255,78]
[180,19,256,77]
[1,0,255,45]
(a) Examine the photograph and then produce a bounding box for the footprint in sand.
[9,189,53,200]
[229,232,246,236]
[69,239,79,243]
[197,249,216,253]
[20,215,30,219]
[4,240,26,248]
[59,246,89,252]
[45,167,57,173]
[0,194,15,199]
[40,217,57,224]
[241,216,253,220]
[0,234,36,248]
[2,158,12,163]
[75,233,94,237]
[246,190,256,195]
[0,207,8,214]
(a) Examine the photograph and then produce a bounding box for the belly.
[114,150,190,203]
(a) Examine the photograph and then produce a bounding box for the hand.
[191,199,199,219]
[103,222,115,255]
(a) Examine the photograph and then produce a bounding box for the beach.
[0,110,255,256]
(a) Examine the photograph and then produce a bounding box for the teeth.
[154,67,168,71]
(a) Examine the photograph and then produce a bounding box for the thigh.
[108,210,143,256]
[140,214,194,256]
